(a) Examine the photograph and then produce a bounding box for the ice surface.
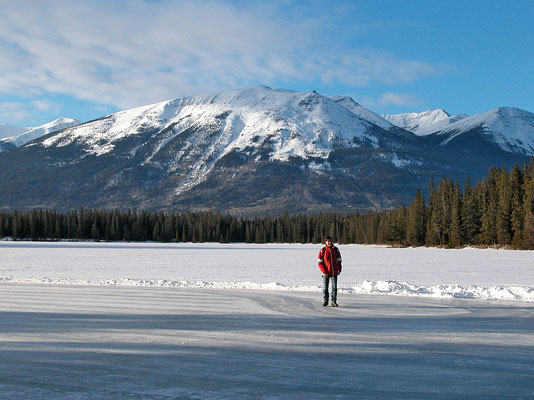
[1,284,533,399]
[2,243,534,398]
[1,242,533,302]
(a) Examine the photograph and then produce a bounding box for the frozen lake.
[1,284,533,399]
[1,243,534,398]
[1,242,534,302]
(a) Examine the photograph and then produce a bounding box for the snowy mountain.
[0,87,531,214]
[327,95,395,130]
[0,123,28,139]
[0,86,450,213]
[424,107,534,156]
[382,109,468,136]
[0,118,81,152]
[383,106,534,157]
[41,87,414,160]
[36,86,430,197]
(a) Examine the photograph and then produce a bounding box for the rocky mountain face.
[0,87,532,215]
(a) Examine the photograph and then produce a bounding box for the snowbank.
[2,277,533,303]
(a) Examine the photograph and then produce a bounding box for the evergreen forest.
[1,160,534,249]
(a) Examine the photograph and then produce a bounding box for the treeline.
[1,161,533,249]
[383,161,534,249]
[0,208,384,244]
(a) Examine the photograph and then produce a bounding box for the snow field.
[1,242,533,302]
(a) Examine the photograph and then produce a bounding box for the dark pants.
[322,275,338,303]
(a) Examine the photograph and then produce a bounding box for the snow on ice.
[1,242,533,302]
[2,242,534,398]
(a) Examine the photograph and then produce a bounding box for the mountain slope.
[0,118,81,152]
[0,123,28,139]
[424,107,534,156]
[382,109,468,136]
[327,95,395,130]
[35,86,428,196]
[0,86,452,214]
[0,88,531,214]
[41,87,417,158]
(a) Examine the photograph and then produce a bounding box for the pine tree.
[425,178,441,246]
[509,164,525,247]
[496,168,512,244]
[522,161,534,249]
[461,178,482,244]
[406,190,425,246]
[383,207,407,245]
[427,178,452,246]
[449,184,463,247]
[481,169,499,245]
[91,221,100,240]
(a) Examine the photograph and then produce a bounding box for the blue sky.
[1,0,532,126]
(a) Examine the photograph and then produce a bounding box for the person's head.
[324,236,334,247]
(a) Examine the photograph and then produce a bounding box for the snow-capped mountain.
[0,117,81,152]
[382,109,468,136]
[425,107,534,156]
[0,86,531,214]
[0,86,447,213]
[39,86,424,196]
[327,95,395,130]
[0,123,28,139]
[43,86,414,159]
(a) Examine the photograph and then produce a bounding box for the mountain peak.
[33,86,424,196]
[0,123,28,139]
[326,95,393,130]
[41,86,392,161]
[432,106,534,155]
[423,108,450,117]
[382,109,468,136]
[1,87,533,214]
[0,117,82,150]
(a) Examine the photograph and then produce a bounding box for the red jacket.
[318,245,342,276]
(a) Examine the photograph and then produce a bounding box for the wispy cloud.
[0,100,62,125]
[30,100,60,112]
[377,92,425,107]
[360,92,426,110]
[0,102,31,125]
[0,1,448,109]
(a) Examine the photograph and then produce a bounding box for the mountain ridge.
[381,109,469,136]
[0,117,81,151]
[0,86,532,215]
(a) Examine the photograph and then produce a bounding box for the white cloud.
[30,100,59,112]
[358,92,426,112]
[0,100,61,125]
[378,92,425,107]
[0,102,32,124]
[0,1,447,109]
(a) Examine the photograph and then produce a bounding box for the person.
[317,236,342,307]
